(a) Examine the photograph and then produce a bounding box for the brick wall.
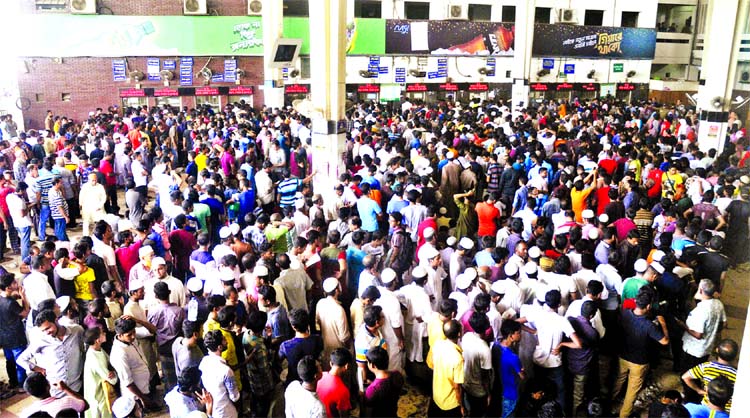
[23,0,250,16]
[17,56,264,129]
[18,0,264,128]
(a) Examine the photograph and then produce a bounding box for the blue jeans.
[38,204,51,241]
[4,346,28,388]
[16,226,31,261]
[502,398,517,418]
[54,218,68,241]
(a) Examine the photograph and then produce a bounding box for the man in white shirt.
[200,330,240,418]
[110,317,154,409]
[78,173,106,236]
[461,312,493,417]
[565,280,607,338]
[131,151,149,206]
[677,279,727,371]
[22,256,55,325]
[398,266,433,364]
[375,270,405,373]
[284,355,326,418]
[520,289,582,411]
[7,183,33,260]
[142,257,187,311]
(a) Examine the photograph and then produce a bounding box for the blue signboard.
[564,63,575,74]
[179,66,192,85]
[395,67,406,83]
[147,57,161,81]
[112,59,127,82]
[163,60,176,70]
[542,58,554,69]
[224,59,237,83]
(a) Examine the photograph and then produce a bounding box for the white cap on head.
[464,268,478,281]
[323,277,339,293]
[423,227,435,239]
[634,259,648,273]
[491,280,508,295]
[446,236,457,246]
[523,263,538,276]
[129,279,144,291]
[447,151,456,159]
[588,229,599,240]
[229,223,240,236]
[290,259,302,270]
[504,263,519,277]
[138,245,154,258]
[598,214,609,224]
[652,250,665,262]
[536,285,550,303]
[254,265,269,277]
[295,199,305,209]
[422,246,440,260]
[418,166,434,176]
[651,262,665,274]
[186,277,203,293]
[528,246,541,259]
[219,226,232,239]
[459,237,474,250]
[412,266,428,279]
[582,209,595,219]
[151,257,166,267]
[56,296,71,312]
[456,274,473,290]
[381,268,397,284]
[112,397,137,418]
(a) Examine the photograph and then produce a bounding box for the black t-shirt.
[620,308,665,365]
[86,253,109,296]
[0,295,27,349]
[697,251,730,286]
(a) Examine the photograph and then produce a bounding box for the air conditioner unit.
[409,69,426,78]
[741,71,749,83]
[247,0,262,15]
[446,3,468,20]
[557,8,578,24]
[288,68,300,78]
[184,0,207,15]
[70,0,96,14]
[359,70,376,78]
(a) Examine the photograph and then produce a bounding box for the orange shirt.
[571,187,593,223]
[475,202,500,237]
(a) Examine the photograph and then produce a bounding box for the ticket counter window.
[155,96,182,109]
[228,95,253,106]
[196,95,221,113]
[122,97,147,109]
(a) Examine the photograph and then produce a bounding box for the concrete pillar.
[308,0,347,191]
[695,0,740,153]
[262,0,284,108]
[733,306,750,416]
[511,0,534,110]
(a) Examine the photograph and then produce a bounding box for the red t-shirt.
[115,240,142,288]
[99,159,117,186]
[647,169,664,199]
[476,202,500,237]
[599,159,617,176]
[316,372,352,418]
[595,187,611,216]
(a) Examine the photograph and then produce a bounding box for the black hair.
[34,309,57,327]
[545,289,562,309]
[297,355,319,383]
[115,317,137,335]
[363,305,383,327]
[365,346,389,371]
[177,366,202,392]
[217,306,237,328]
[468,311,490,336]
[501,320,521,340]
[204,329,225,352]
[23,372,50,398]
[330,348,352,367]
[247,310,268,334]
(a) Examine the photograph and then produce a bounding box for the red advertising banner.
[154,88,179,97]
[285,84,310,94]
[357,84,381,93]
[617,83,637,91]
[529,83,549,92]
[438,83,459,91]
[467,83,489,91]
[119,88,146,98]
[228,86,254,95]
[405,83,429,92]
[195,87,220,96]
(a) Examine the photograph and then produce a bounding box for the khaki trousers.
[612,357,649,418]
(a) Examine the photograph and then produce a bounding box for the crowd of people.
[0,95,748,418]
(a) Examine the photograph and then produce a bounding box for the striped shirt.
[277,178,301,208]
[486,163,503,193]
[36,170,58,205]
[49,187,68,219]
[688,361,736,411]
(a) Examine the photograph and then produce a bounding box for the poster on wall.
[147,57,160,81]
[385,20,514,56]
[224,59,237,83]
[112,59,127,82]
[19,15,264,57]
[532,24,656,59]
[282,17,386,55]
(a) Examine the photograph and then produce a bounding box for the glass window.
[502,5,516,23]
[405,1,430,19]
[584,10,604,26]
[621,11,638,28]
[468,4,491,22]
[355,0,381,18]
[195,95,220,113]
[35,0,66,11]
[535,7,551,24]
[283,0,309,17]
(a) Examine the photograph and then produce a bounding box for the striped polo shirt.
[689,361,736,411]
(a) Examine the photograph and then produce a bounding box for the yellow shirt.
[73,263,96,301]
[431,339,464,411]
[661,172,683,197]
[195,153,208,173]
[425,313,447,369]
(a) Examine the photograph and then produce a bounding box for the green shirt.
[192,203,211,233]
[265,225,290,254]
[621,276,648,303]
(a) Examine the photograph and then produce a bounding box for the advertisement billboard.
[532,24,656,59]
[385,20,514,56]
